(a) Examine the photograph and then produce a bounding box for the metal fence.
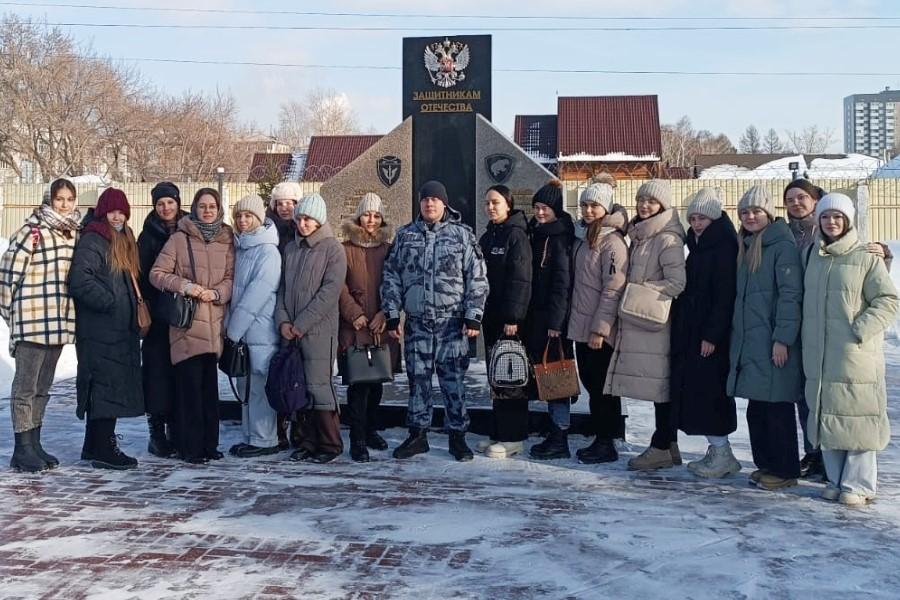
[0,181,323,239]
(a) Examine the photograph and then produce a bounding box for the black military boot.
[147,415,173,458]
[576,437,618,464]
[33,425,59,468]
[448,431,473,462]
[10,429,50,473]
[90,419,138,470]
[366,431,388,451]
[350,440,370,463]
[393,428,429,459]
[530,426,571,460]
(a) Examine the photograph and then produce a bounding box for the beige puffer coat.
[567,207,629,345]
[604,208,686,402]
[802,228,899,451]
[150,217,234,365]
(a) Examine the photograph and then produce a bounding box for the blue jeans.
[547,400,570,431]
[797,395,815,455]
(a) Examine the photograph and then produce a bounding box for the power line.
[1,1,897,20]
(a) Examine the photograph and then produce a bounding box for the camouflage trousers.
[404,317,471,432]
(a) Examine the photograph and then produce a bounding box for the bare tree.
[277,87,359,149]
[762,128,784,153]
[661,116,735,167]
[785,125,837,154]
[739,125,761,154]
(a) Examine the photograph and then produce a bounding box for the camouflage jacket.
[381,206,488,323]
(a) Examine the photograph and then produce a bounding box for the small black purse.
[219,337,249,378]
[160,233,198,329]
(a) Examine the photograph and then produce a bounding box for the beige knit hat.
[738,185,774,219]
[269,181,303,210]
[636,179,672,210]
[686,188,722,220]
[355,192,384,221]
[579,183,615,212]
[233,194,266,225]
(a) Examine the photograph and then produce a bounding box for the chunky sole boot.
[235,445,280,458]
[350,442,370,463]
[754,473,798,491]
[33,426,59,468]
[530,429,571,460]
[485,441,524,459]
[577,438,618,464]
[92,435,138,470]
[839,491,874,506]
[448,432,473,462]
[476,439,498,453]
[10,430,50,473]
[147,415,173,458]
[691,444,742,479]
[365,431,388,451]
[627,446,674,471]
[393,429,430,459]
[290,448,313,462]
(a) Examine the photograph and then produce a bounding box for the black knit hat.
[783,179,825,203]
[419,180,449,204]
[151,181,181,207]
[532,179,564,215]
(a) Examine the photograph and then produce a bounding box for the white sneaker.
[839,491,874,506]
[485,441,524,459]
[476,439,497,453]
[687,445,715,472]
[821,483,841,501]
[692,444,742,478]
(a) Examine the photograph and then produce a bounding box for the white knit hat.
[355,192,384,221]
[294,192,327,225]
[738,185,774,219]
[579,183,614,212]
[686,188,722,220]
[232,194,266,225]
[815,192,856,226]
[270,181,303,209]
[636,179,672,210]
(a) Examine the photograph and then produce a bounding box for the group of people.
[1,174,897,506]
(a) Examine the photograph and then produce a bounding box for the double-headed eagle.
[423,38,470,88]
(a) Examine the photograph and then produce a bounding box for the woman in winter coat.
[224,195,282,458]
[604,180,686,471]
[0,179,82,472]
[276,193,348,464]
[568,181,628,464]
[68,188,144,470]
[727,185,803,490]
[477,184,532,459]
[802,193,899,506]
[137,182,187,458]
[525,180,576,460]
[150,188,234,464]
[670,189,741,478]
[338,193,399,462]
[267,181,302,448]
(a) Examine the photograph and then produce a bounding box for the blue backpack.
[265,341,311,415]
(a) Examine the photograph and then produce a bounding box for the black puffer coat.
[137,209,186,415]
[671,212,738,436]
[479,210,532,347]
[68,227,144,420]
[267,208,295,255]
[524,214,575,380]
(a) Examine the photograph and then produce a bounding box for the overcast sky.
[8,0,898,151]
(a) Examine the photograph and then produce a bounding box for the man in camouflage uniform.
[381,180,489,461]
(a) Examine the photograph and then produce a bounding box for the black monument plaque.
[402,35,491,228]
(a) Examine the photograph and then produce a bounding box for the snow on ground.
[700,153,882,180]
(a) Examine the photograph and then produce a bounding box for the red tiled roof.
[514,115,558,161]
[302,135,383,182]
[557,96,661,160]
[247,153,293,183]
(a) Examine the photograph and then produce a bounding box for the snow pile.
[700,154,882,180]
[558,152,660,162]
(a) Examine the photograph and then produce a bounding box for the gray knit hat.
[579,183,614,212]
[738,185,774,219]
[233,194,266,225]
[355,192,384,221]
[636,179,672,210]
[295,192,327,225]
[686,188,722,220]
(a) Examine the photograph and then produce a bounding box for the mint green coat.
[802,228,899,451]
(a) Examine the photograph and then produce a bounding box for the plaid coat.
[0,211,77,356]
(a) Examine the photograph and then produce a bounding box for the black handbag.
[219,337,249,378]
[341,332,392,386]
[159,232,198,329]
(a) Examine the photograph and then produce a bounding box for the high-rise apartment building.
[844,87,900,158]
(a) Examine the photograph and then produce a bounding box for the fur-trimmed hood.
[341,218,394,247]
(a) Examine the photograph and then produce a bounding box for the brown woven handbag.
[533,338,580,401]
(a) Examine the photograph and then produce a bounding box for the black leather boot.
[33,425,59,468]
[10,429,50,473]
[90,419,137,470]
[448,431,473,462]
[576,437,618,464]
[392,428,429,459]
[147,415,173,458]
[530,426,571,460]
[350,440,370,463]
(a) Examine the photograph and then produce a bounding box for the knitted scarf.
[37,204,82,234]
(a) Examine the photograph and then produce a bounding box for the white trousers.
[237,373,278,448]
[822,449,878,497]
